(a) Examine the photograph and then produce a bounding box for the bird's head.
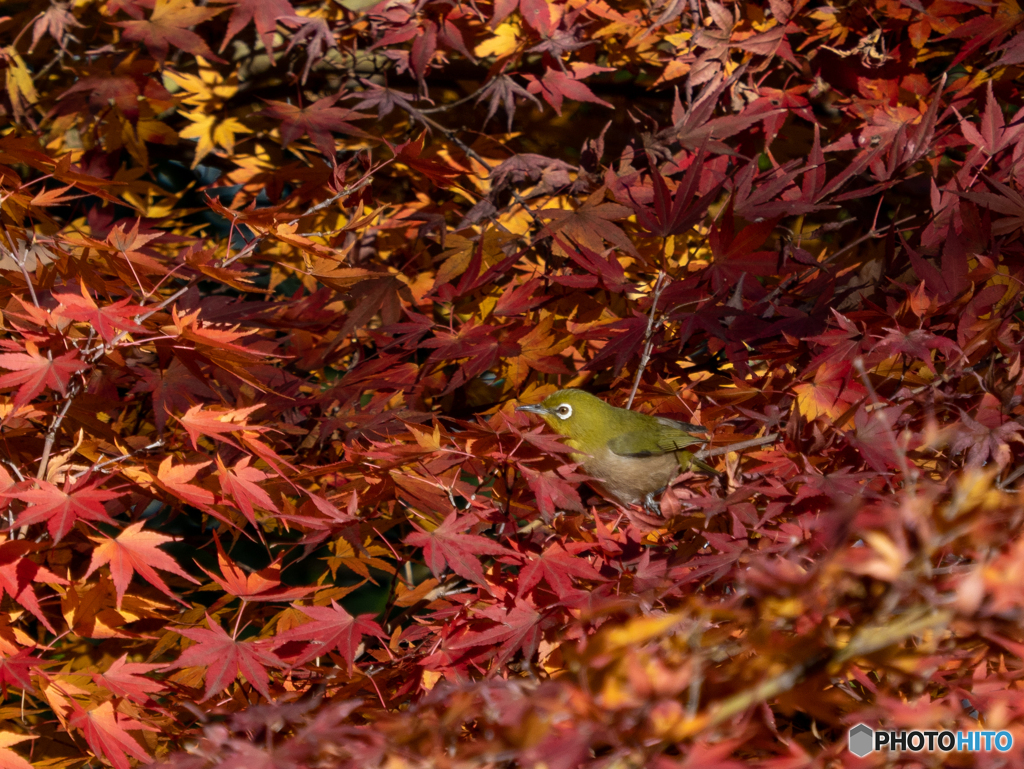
[515,389,612,445]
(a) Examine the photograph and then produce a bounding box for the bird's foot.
[643,492,661,515]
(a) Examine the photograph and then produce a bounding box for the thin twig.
[758,214,917,309]
[695,433,778,460]
[36,384,79,481]
[854,357,915,487]
[626,271,668,409]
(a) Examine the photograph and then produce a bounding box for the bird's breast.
[582,447,680,506]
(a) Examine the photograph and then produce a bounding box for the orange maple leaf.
[85,522,199,608]
[0,731,35,769]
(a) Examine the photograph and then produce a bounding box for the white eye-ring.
[555,404,572,420]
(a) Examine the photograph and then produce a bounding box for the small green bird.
[516,389,711,512]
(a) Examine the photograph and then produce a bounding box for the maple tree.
[0,0,1023,767]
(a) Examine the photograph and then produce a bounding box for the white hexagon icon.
[849,724,874,757]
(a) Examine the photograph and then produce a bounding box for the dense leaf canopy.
[0,0,1024,767]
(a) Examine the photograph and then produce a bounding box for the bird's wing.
[654,416,707,433]
[607,427,705,457]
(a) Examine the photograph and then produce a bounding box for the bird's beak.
[515,403,547,415]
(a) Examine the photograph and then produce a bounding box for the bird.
[515,388,712,513]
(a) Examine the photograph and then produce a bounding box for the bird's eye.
[556,404,572,420]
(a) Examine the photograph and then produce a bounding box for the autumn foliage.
[0,0,1024,766]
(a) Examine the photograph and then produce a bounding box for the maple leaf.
[7,476,119,542]
[958,175,1024,237]
[519,466,586,518]
[704,201,779,291]
[91,655,166,704]
[348,81,419,118]
[281,16,337,83]
[115,0,224,62]
[954,81,1024,157]
[516,542,604,599]
[52,282,147,344]
[262,96,370,157]
[169,615,285,700]
[215,455,278,526]
[871,327,960,374]
[30,3,84,53]
[68,700,153,769]
[405,513,515,589]
[0,732,36,769]
[155,457,216,513]
[848,405,907,474]
[0,648,48,695]
[178,113,250,168]
[198,537,314,602]
[0,541,67,633]
[792,360,865,423]
[525,68,612,116]
[949,394,1024,470]
[553,237,631,292]
[0,342,88,408]
[475,74,542,131]
[273,600,387,671]
[539,189,637,255]
[491,0,557,34]
[214,0,295,62]
[629,149,726,237]
[394,133,461,188]
[177,403,267,451]
[132,358,215,434]
[449,598,546,667]
[84,522,199,608]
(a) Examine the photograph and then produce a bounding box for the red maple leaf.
[7,476,119,542]
[262,96,370,157]
[168,614,285,701]
[115,0,223,62]
[68,701,153,769]
[871,326,960,374]
[704,200,780,291]
[91,655,166,704]
[448,597,546,667]
[525,68,612,116]
[0,648,48,695]
[405,512,515,588]
[273,600,387,671]
[519,466,586,519]
[131,358,215,434]
[0,541,67,633]
[0,342,88,408]
[516,542,604,599]
[84,522,199,608]
[628,147,725,238]
[52,282,147,344]
[214,0,295,62]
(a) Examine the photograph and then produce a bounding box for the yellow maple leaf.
[475,20,521,58]
[165,60,239,107]
[179,113,250,167]
[3,47,38,122]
